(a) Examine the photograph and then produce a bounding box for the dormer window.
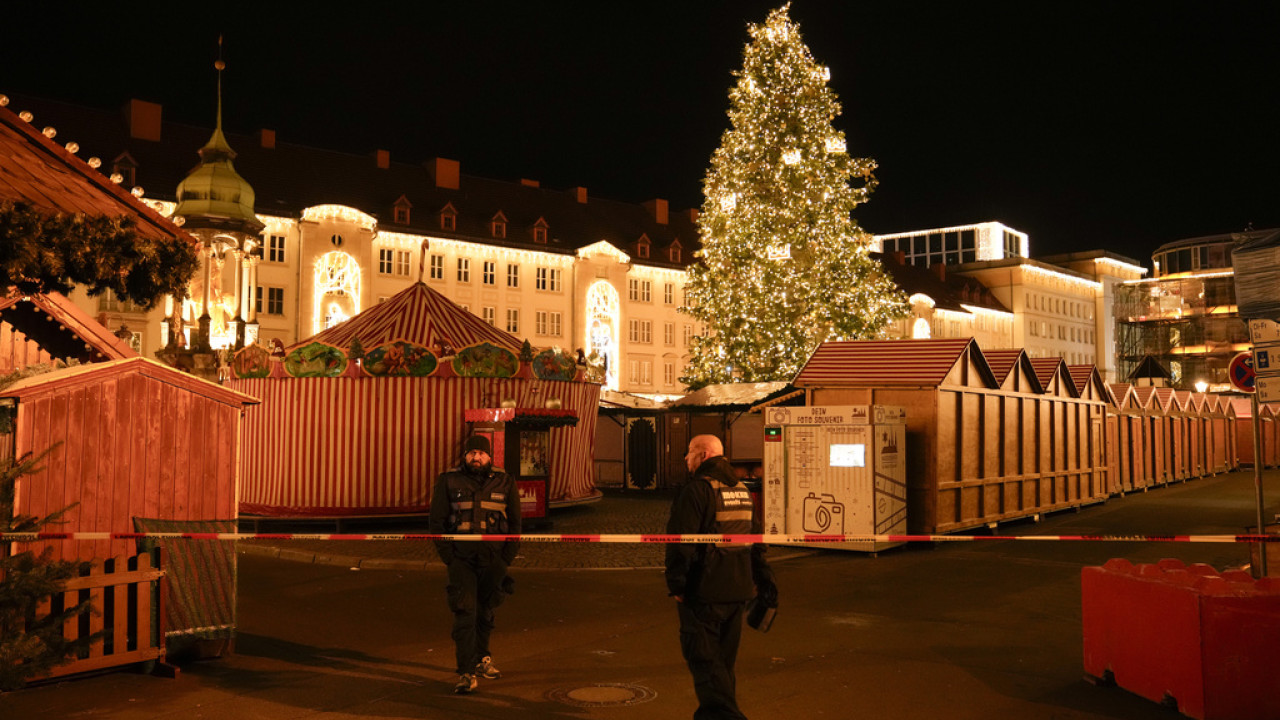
[636,234,651,259]
[393,195,412,225]
[491,212,508,239]
[669,240,683,263]
[439,202,458,232]
[532,218,549,244]
[111,152,138,187]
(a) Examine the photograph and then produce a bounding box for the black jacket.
[665,455,774,603]
[428,464,521,565]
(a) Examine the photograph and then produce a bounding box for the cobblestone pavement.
[240,488,806,570]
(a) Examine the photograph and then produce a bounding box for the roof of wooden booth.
[0,102,194,245]
[0,291,138,365]
[0,356,258,407]
[793,338,997,389]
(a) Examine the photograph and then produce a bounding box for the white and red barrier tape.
[2,532,1277,544]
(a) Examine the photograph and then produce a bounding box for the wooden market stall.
[791,338,1112,535]
[229,281,601,519]
[2,357,257,562]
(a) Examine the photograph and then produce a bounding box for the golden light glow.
[577,240,631,264]
[301,204,377,230]
[313,251,361,334]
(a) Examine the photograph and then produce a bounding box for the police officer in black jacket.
[666,434,777,720]
[429,434,521,694]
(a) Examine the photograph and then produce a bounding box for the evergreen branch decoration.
[0,200,199,309]
[0,448,103,691]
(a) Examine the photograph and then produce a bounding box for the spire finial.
[214,35,225,132]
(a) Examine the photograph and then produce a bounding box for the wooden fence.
[35,551,167,680]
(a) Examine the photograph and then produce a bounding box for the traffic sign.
[1229,352,1256,393]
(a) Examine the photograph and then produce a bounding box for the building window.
[483,261,496,285]
[664,362,675,386]
[441,212,456,231]
[628,319,652,344]
[458,258,471,282]
[395,250,410,276]
[637,243,649,259]
[533,226,547,243]
[669,246,681,263]
[629,359,652,385]
[506,308,520,334]
[482,306,496,326]
[255,286,284,315]
[394,205,410,224]
[331,234,344,248]
[629,279,651,302]
[378,248,394,274]
[683,325,693,346]
[664,283,674,305]
[536,310,562,336]
[97,289,142,314]
[507,263,520,288]
[429,254,444,280]
[267,234,286,263]
[536,267,561,291]
[664,322,675,346]
[492,219,506,238]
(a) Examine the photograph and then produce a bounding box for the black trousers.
[678,600,748,720]
[445,555,508,675]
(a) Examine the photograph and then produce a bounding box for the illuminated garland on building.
[681,5,907,387]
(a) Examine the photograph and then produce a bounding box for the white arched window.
[313,251,361,333]
[586,280,620,390]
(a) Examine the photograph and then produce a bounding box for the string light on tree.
[680,4,907,388]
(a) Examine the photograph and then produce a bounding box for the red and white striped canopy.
[292,282,521,352]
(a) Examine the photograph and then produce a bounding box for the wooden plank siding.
[3,358,253,562]
[794,339,1240,535]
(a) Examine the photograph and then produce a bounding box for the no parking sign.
[1229,352,1256,393]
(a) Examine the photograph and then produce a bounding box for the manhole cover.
[546,682,657,708]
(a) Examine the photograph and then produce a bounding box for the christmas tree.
[0,447,100,690]
[682,4,907,388]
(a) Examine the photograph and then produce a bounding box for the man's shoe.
[475,656,501,679]
[453,673,477,694]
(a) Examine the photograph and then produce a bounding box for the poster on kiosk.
[762,405,907,552]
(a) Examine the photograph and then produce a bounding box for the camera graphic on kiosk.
[802,492,845,534]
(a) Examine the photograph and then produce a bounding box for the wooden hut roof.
[0,102,193,246]
[1067,364,1111,404]
[1028,357,1078,397]
[793,338,995,389]
[1132,385,1161,412]
[668,381,791,408]
[980,348,1042,393]
[1128,355,1173,382]
[1107,382,1136,410]
[293,281,521,353]
[0,356,258,407]
[0,291,138,364]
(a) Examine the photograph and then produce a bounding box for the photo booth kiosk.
[762,405,907,552]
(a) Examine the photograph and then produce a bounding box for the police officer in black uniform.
[666,434,777,720]
[429,434,521,694]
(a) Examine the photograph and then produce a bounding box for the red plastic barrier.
[1082,558,1280,720]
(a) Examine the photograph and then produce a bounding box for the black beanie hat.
[464,435,491,456]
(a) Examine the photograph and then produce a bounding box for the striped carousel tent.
[300,281,520,354]
[229,281,600,517]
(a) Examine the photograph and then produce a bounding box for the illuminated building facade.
[1113,229,1273,391]
[10,94,697,397]
[873,223,1147,383]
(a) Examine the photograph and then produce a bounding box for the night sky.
[3,1,1278,265]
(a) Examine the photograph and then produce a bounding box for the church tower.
[171,40,264,353]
